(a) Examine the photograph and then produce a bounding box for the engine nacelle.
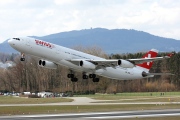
[38,60,57,69]
[117,59,134,68]
[79,60,96,69]
[142,71,147,77]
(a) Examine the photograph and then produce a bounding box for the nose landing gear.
[20,53,25,61]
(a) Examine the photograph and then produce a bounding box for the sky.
[0,0,180,43]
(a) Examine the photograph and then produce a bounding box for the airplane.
[8,37,174,82]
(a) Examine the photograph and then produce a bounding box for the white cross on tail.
[145,54,151,66]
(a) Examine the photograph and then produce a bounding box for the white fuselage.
[8,37,151,80]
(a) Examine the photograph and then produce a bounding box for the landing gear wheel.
[20,58,25,61]
[20,53,25,61]
[93,78,99,82]
[82,75,88,79]
[67,74,74,78]
[71,78,78,82]
[89,74,96,78]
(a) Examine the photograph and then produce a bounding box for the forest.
[0,47,179,94]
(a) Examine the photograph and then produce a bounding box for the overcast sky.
[0,0,180,43]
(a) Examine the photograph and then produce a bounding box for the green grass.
[91,96,180,102]
[0,104,180,116]
[92,97,180,103]
[0,96,73,104]
[114,92,180,96]
[75,92,180,97]
[74,92,180,100]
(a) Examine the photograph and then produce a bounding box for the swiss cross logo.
[145,54,151,66]
[35,40,54,49]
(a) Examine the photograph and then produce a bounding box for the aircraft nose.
[8,39,14,46]
[8,39,12,44]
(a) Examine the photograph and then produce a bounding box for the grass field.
[73,92,180,105]
[76,92,180,102]
[91,96,180,103]
[0,96,73,104]
[92,97,180,103]
[76,91,180,96]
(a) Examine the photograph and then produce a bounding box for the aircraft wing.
[69,59,135,68]
[68,59,120,68]
[128,56,170,64]
[89,56,170,66]
[89,59,120,67]
[68,52,175,69]
[90,53,174,68]
[128,52,175,64]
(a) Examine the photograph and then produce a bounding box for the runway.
[1,97,180,119]
[0,109,180,120]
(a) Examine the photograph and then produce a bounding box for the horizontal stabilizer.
[145,73,175,76]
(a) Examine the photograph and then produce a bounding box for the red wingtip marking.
[167,52,175,57]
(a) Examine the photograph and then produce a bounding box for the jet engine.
[117,59,134,68]
[38,60,57,69]
[142,71,148,77]
[79,60,96,69]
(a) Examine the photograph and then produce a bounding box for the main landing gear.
[89,74,99,82]
[67,73,100,83]
[67,74,78,82]
[83,74,99,82]
[20,53,25,61]
[82,74,88,79]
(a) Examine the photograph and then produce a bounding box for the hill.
[1,28,180,54]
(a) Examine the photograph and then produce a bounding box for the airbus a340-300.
[8,37,174,82]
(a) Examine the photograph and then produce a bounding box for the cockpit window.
[13,38,20,41]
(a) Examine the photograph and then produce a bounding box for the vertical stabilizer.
[136,49,158,71]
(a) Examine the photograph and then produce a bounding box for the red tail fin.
[136,49,158,71]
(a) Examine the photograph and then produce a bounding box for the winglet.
[167,52,175,57]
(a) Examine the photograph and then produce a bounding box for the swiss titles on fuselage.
[35,40,54,49]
